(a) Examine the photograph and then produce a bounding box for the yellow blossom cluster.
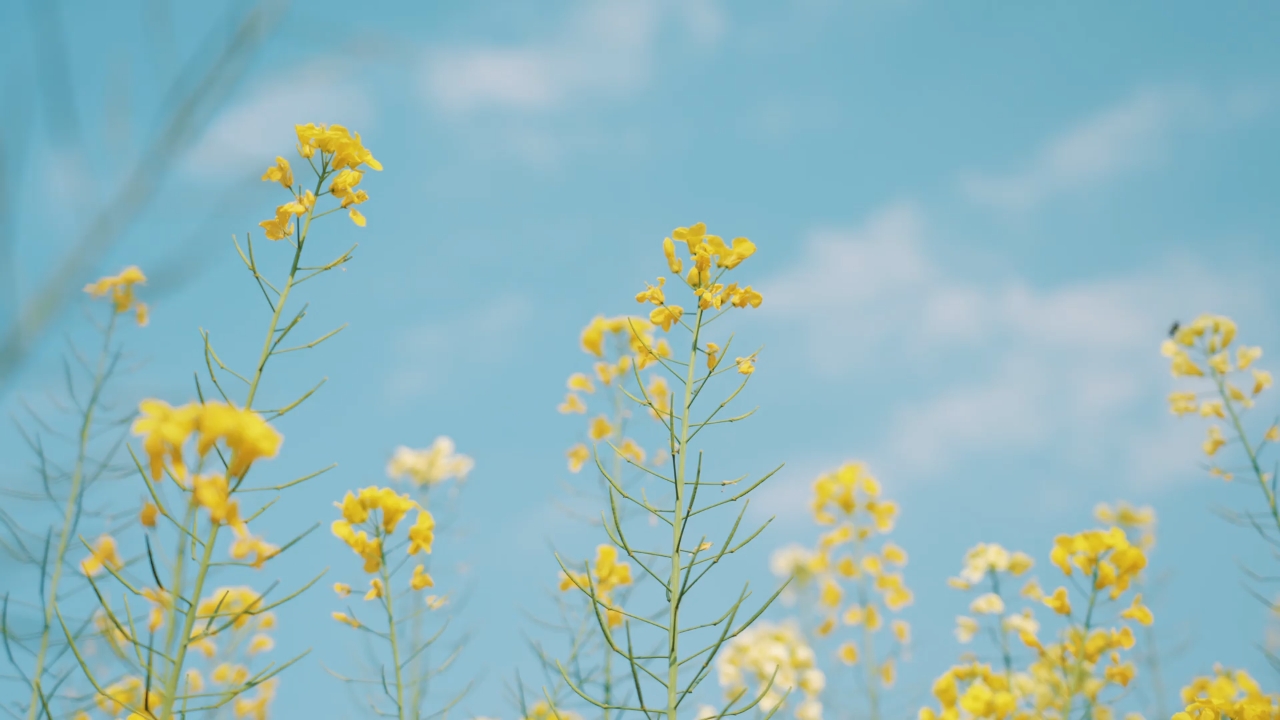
[132,399,283,483]
[1161,314,1273,467]
[1093,501,1157,552]
[924,527,1153,720]
[83,265,149,326]
[1175,666,1278,720]
[769,461,909,711]
[558,544,633,628]
[637,222,762,374]
[947,543,1035,646]
[330,486,437,628]
[716,621,825,720]
[1047,527,1147,602]
[561,315,672,474]
[386,436,474,486]
[93,675,163,718]
[258,123,381,239]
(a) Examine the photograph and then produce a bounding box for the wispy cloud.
[761,203,1266,491]
[184,60,375,179]
[960,85,1269,212]
[419,0,723,115]
[385,294,531,401]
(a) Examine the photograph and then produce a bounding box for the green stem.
[1214,372,1280,534]
[27,313,118,719]
[668,307,703,720]
[380,531,407,720]
[989,569,1014,681]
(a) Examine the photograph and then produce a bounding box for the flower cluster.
[83,265,149,325]
[132,399,283,483]
[1093,501,1156,552]
[330,486,437,627]
[948,543,1035,646]
[636,222,762,374]
[922,529,1152,720]
[386,436,475,487]
[558,544,633,628]
[258,123,381,240]
[767,462,909,720]
[716,621,825,720]
[561,314,671,474]
[1162,314,1273,466]
[1175,666,1278,720]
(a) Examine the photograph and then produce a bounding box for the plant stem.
[668,307,703,720]
[381,534,407,720]
[27,313,117,719]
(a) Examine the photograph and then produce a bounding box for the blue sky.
[4,0,1280,717]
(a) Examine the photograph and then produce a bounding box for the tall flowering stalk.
[55,123,380,719]
[528,315,671,715]
[766,462,912,720]
[1092,502,1166,720]
[1163,315,1278,534]
[326,440,474,719]
[920,530,1153,720]
[1,268,147,719]
[553,222,780,719]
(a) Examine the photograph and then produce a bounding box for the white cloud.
[960,85,1267,211]
[184,61,374,178]
[385,294,532,400]
[762,203,1265,485]
[420,0,723,115]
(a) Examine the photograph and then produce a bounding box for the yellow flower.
[618,438,646,465]
[261,156,293,188]
[1199,400,1225,418]
[567,443,590,473]
[881,658,896,688]
[259,205,295,240]
[364,578,385,600]
[818,579,842,608]
[411,564,434,590]
[735,356,755,375]
[568,372,595,393]
[248,634,274,655]
[1044,586,1072,615]
[892,619,911,643]
[83,266,149,322]
[195,401,283,478]
[425,594,448,610]
[192,473,243,528]
[662,237,683,274]
[408,510,436,555]
[1204,425,1226,456]
[589,415,614,441]
[557,393,587,414]
[706,342,720,370]
[385,437,474,486]
[635,277,666,305]
[838,641,859,665]
[1209,351,1231,374]
[1238,345,1263,370]
[332,612,360,628]
[970,593,1005,615]
[1267,426,1280,443]
[334,583,351,598]
[132,399,199,481]
[1254,370,1273,395]
[649,304,683,332]
[140,502,158,528]
[882,542,908,565]
[1120,593,1154,626]
[80,534,123,576]
[729,285,763,309]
